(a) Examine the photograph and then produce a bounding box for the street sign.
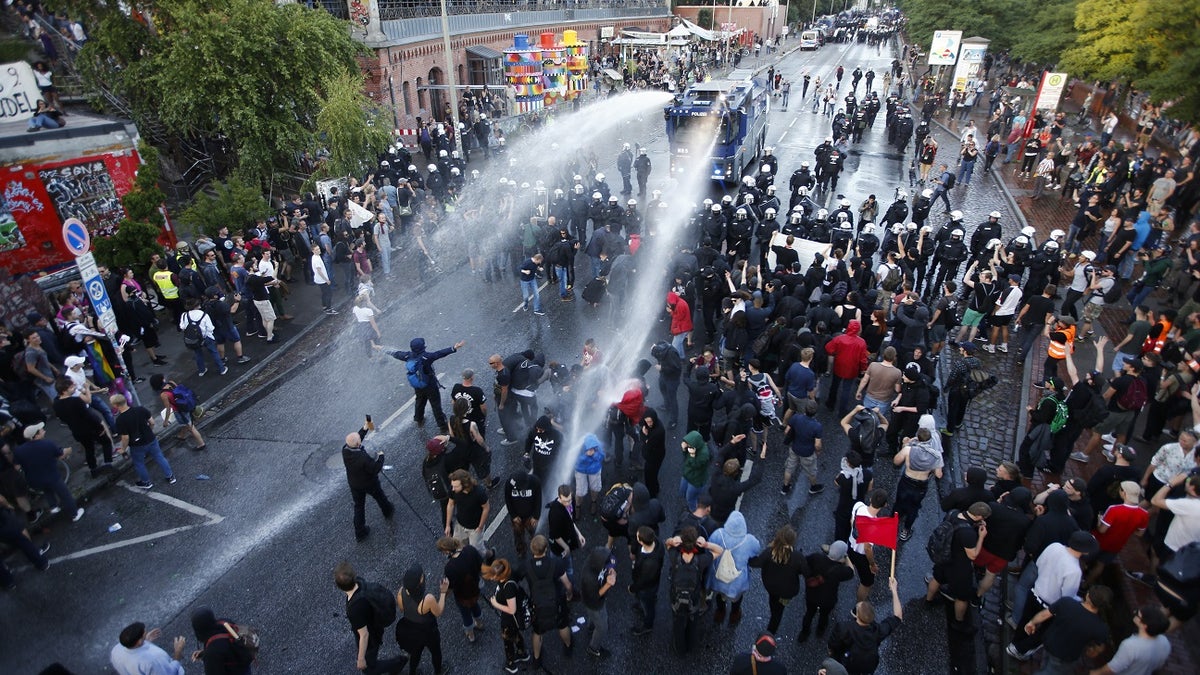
[75,251,118,335]
[62,218,91,257]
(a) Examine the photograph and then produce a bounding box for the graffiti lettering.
[39,161,127,237]
[3,181,45,214]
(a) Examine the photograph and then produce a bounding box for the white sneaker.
[1102,433,1116,443]
[998,344,1009,353]
[983,344,995,353]
[72,507,85,522]
[49,506,62,515]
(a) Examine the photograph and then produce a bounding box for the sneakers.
[38,542,50,556]
[533,310,546,316]
[135,481,154,489]
[49,506,62,515]
[219,366,229,375]
[983,344,995,353]
[197,370,207,377]
[324,308,339,314]
[1125,570,1156,586]
[631,625,652,637]
[1101,447,1115,462]
[1006,644,1032,662]
[974,335,988,342]
[780,484,792,495]
[808,483,825,495]
[501,439,519,447]
[167,476,178,485]
[72,507,85,522]
[1101,433,1116,443]
[899,528,911,541]
[236,355,252,364]
[998,343,1009,353]
[586,647,607,658]
[465,628,476,643]
[1069,451,1090,463]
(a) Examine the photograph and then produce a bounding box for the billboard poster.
[927,30,962,66]
[951,43,989,92]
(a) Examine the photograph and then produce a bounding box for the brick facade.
[360,17,673,131]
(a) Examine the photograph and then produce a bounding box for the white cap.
[1081,250,1096,261]
[989,210,1002,219]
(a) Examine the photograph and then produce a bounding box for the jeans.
[0,522,48,585]
[1034,652,1071,675]
[1111,350,1138,374]
[520,278,542,312]
[319,282,333,310]
[192,337,226,374]
[1018,322,1041,358]
[90,395,117,429]
[377,243,391,276]
[556,265,569,297]
[351,480,394,538]
[671,332,688,358]
[455,598,482,628]
[933,188,952,211]
[658,374,680,427]
[585,604,608,650]
[1011,563,1038,628]
[957,159,976,186]
[28,113,60,130]
[340,262,356,295]
[129,439,174,484]
[679,477,705,512]
[825,376,856,417]
[862,393,892,420]
[28,477,76,514]
[1127,283,1154,308]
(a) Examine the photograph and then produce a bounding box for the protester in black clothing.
[729,633,786,675]
[626,482,666,558]
[524,415,563,483]
[827,577,904,674]
[436,536,485,642]
[52,378,113,477]
[885,363,929,453]
[394,564,447,675]
[504,466,542,557]
[925,502,990,623]
[749,524,810,634]
[334,562,408,674]
[524,535,574,668]
[640,408,666,496]
[834,450,873,543]
[939,467,991,513]
[341,420,394,542]
[629,526,664,636]
[664,526,722,656]
[1086,443,1140,516]
[190,606,255,675]
[799,541,855,642]
[685,366,720,440]
[975,487,1033,601]
[709,452,762,525]
[546,484,584,588]
[675,492,720,539]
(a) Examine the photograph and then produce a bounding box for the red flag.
[854,513,899,549]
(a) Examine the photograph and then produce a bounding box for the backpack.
[943,172,956,189]
[1117,377,1148,412]
[926,511,971,564]
[1076,389,1110,429]
[1046,395,1070,433]
[333,240,351,263]
[502,580,533,630]
[406,357,430,389]
[1160,541,1200,585]
[359,581,397,631]
[8,348,29,381]
[204,621,260,667]
[528,558,560,614]
[670,552,703,613]
[171,384,198,413]
[849,411,881,458]
[599,483,632,522]
[880,263,901,292]
[422,457,449,501]
[714,540,744,584]
[182,313,204,349]
[963,368,997,398]
[1101,279,1123,305]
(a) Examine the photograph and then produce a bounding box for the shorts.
[253,299,276,322]
[929,324,947,343]
[785,451,818,481]
[1082,301,1105,323]
[574,471,602,496]
[932,562,975,600]
[213,324,240,344]
[787,392,811,413]
[972,546,1008,574]
[991,313,1014,328]
[1092,408,1134,435]
[847,549,875,588]
[961,308,985,327]
[532,601,568,634]
[175,409,195,427]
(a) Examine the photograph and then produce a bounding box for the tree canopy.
[71,0,369,180]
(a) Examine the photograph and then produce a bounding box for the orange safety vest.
[1142,319,1173,354]
[1047,324,1076,359]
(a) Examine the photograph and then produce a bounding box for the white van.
[800,30,820,50]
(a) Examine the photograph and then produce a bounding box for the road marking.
[42,484,225,565]
[788,118,798,128]
[512,281,551,313]
[482,504,509,542]
[734,459,755,513]
[379,373,446,430]
[776,132,788,144]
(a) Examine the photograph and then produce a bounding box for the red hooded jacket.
[825,319,869,380]
[667,291,694,336]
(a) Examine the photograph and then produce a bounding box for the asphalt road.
[2,38,966,675]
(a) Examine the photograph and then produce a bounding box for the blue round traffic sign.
[62,218,91,257]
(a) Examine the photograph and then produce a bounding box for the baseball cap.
[425,438,447,457]
[23,422,45,440]
[827,540,848,562]
[904,362,922,379]
[754,633,777,658]
[959,342,978,354]
[1117,444,1137,462]
[64,355,87,368]
[1008,274,1022,283]
[1068,531,1099,555]
[25,312,43,324]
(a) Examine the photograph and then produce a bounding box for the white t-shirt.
[849,502,872,554]
[1032,543,1082,604]
[1070,263,1090,292]
[995,285,1023,317]
[352,306,375,324]
[1163,497,1200,552]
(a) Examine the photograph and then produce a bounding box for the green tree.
[94,143,169,271]
[72,0,368,181]
[697,8,714,30]
[315,72,394,179]
[898,0,1023,52]
[1008,0,1078,67]
[1058,0,1139,83]
[175,175,272,238]
[1123,0,1200,123]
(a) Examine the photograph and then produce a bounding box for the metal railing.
[374,0,666,21]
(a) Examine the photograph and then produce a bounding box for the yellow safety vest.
[153,269,179,299]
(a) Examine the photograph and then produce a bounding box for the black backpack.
[1076,389,1110,429]
[926,511,972,565]
[182,313,204,349]
[528,558,560,613]
[943,172,956,189]
[422,457,449,501]
[358,581,397,631]
[670,551,704,613]
[1100,279,1123,305]
[599,483,632,523]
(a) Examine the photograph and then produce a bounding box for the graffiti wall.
[38,160,128,237]
[0,150,141,277]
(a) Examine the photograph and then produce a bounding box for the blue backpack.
[172,384,198,412]
[406,357,429,389]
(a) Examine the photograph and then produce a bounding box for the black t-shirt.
[452,485,487,528]
[444,546,483,602]
[1021,295,1055,327]
[525,555,567,605]
[450,384,486,423]
[53,396,103,437]
[505,471,542,519]
[1043,598,1109,660]
[345,588,380,647]
[114,406,155,446]
[1107,374,1136,412]
[247,274,271,302]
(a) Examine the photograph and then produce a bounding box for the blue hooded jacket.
[574,434,605,475]
[385,337,457,388]
[707,511,762,598]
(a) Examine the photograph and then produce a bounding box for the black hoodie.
[1023,490,1079,559]
[524,415,562,480]
[191,607,250,675]
[626,482,665,541]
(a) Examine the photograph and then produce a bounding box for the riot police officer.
[927,228,969,301]
[970,211,1003,259]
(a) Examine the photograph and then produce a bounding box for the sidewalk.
[940,96,1200,673]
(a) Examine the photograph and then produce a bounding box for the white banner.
[1034,72,1069,112]
[927,31,962,66]
[0,61,41,122]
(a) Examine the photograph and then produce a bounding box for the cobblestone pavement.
[931,99,1200,673]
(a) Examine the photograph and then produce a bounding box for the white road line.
[120,482,225,522]
[788,118,798,128]
[776,132,789,144]
[379,373,446,430]
[482,504,509,542]
[49,523,214,564]
[734,459,755,513]
[511,281,551,313]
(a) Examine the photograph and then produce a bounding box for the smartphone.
[365,414,373,423]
